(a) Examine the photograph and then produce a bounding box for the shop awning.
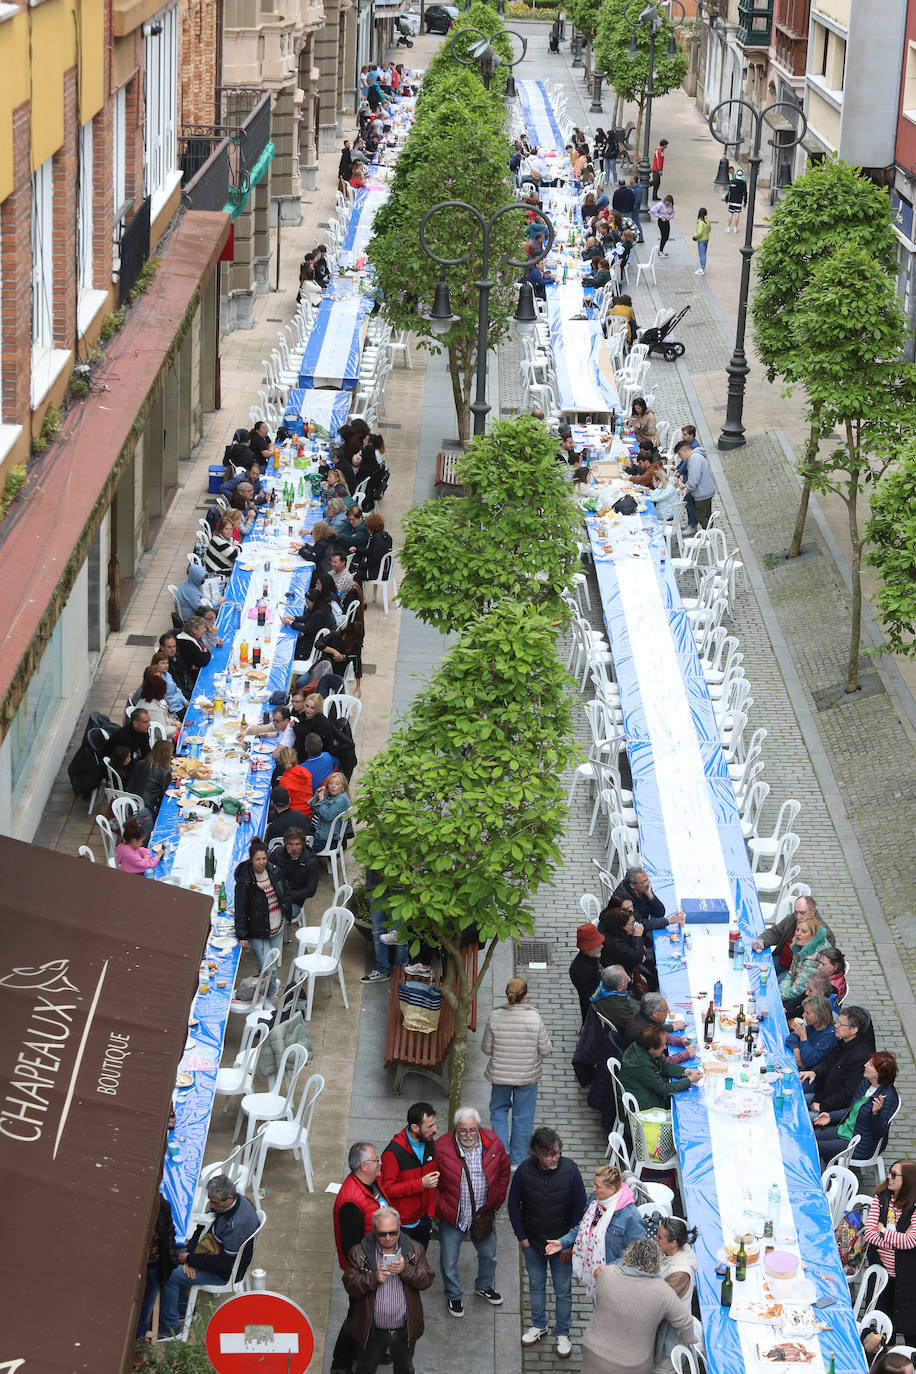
[0,835,212,1374]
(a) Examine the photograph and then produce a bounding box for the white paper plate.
[210,936,238,951]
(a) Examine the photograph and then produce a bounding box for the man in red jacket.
[651,138,668,198]
[435,1106,510,1317]
[331,1142,388,1374]
[380,1102,439,1251]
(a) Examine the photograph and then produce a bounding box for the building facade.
[892,0,916,356]
[0,0,231,839]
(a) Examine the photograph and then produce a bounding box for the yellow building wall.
[79,0,105,121]
[0,11,31,202]
[30,0,72,168]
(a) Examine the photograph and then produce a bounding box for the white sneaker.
[695,268,704,275]
[521,1326,549,1346]
[557,1335,573,1359]
[379,931,400,945]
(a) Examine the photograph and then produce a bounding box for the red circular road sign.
[205,1290,315,1374]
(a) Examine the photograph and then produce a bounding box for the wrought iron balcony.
[179,90,272,216]
[737,0,773,47]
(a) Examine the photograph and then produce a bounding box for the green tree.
[353,603,575,1119]
[594,1,687,157]
[791,242,916,694]
[418,0,515,102]
[865,444,916,658]
[398,416,582,631]
[564,0,601,78]
[369,71,520,443]
[752,158,898,557]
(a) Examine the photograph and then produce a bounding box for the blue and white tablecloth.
[284,388,352,441]
[297,294,374,390]
[547,283,620,415]
[587,504,865,1374]
[338,182,389,268]
[517,79,566,155]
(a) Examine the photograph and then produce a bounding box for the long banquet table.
[586,497,865,1374]
[151,448,323,1237]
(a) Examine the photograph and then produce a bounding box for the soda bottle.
[239,640,249,665]
[713,979,723,1007]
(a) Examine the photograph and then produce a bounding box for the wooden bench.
[434,450,464,491]
[384,944,479,1095]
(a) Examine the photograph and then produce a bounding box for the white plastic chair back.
[78,845,96,862]
[580,892,601,924]
[852,1264,889,1320]
[821,1165,858,1229]
[95,814,118,867]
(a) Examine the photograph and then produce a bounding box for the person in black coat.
[569,923,606,1021]
[296,522,339,580]
[612,868,684,961]
[173,618,211,698]
[264,787,313,843]
[233,838,293,997]
[270,826,320,913]
[103,711,153,763]
[353,513,392,583]
[291,690,357,779]
[800,1005,872,1113]
[283,584,337,661]
[598,901,658,991]
[136,1193,180,1342]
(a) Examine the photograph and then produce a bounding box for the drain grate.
[378,422,402,430]
[126,634,157,646]
[515,939,551,971]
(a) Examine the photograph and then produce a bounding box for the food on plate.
[245,669,269,683]
[715,1043,742,1060]
[764,1251,799,1280]
[761,1342,814,1363]
[173,758,212,779]
[725,1236,760,1265]
[718,1012,737,1028]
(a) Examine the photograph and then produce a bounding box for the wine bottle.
[720,1269,733,1307]
[735,1003,746,1039]
[704,1001,716,1046]
[735,1240,747,1283]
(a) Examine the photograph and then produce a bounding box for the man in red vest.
[651,139,668,198]
[331,1142,388,1373]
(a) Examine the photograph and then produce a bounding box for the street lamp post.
[707,98,807,450]
[448,24,527,97]
[625,0,685,218]
[419,202,555,437]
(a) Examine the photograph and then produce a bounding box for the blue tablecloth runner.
[283,388,352,440]
[297,293,374,390]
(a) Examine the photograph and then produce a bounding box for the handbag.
[398,969,442,1034]
[458,1152,495,1241]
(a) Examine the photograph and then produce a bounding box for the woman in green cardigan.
[621,1027,704,1111]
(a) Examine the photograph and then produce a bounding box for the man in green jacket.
[621,1027,703,1111]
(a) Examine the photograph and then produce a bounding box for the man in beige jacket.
[481,977,552,1167]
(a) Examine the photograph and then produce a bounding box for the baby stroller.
[639,304,689,361]
[396,15,413,45]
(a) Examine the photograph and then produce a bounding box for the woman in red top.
[863,1159,916,1343]
[275,746,313,816]
[816,946,848,1003]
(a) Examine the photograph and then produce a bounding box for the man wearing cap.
[569,925,605,1021]
[264,785,312,843]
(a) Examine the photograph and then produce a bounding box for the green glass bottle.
[720,1269,733,1307]
[735,1240,747,1283]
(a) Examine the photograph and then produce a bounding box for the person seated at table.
[629,398,657,444]
[620,1026,703,1111]
[229,488,256,536]
[313,244,331,290]
[627,452,665,489]
[349,164,367,189]
[283,582,337,661]
[641,467,682,521]
[613,230,636,273]
[295,520,339,578]
[174,616,212,697]
[196,604,223,653]
[572,465,594,495]
[799,1005,873,1112]
[785,994,837,1071]
[105,707,153,764]
[327,548,355,602]
[270,826,320,919]
[175,562,210,623]
[607,293,637,345]
[353,436,384,482]
[352,512,393,584]
[116,816,165,874]
[298,262,324,308]
[315,606,365,697]
[133,666,180,735]
[624,993,692,1067]
[779,912,829,1008]
[785,971,838,1024]
[325,496,352,537]
[582,256,613,290]
[813,1052,899,1164]
[239,704,296,752]
[273,745,314,816]
[817,946,848,1003]
[342,505,370,559]
[589,965,641,1036]
[248,419,273,461]
[525,256,556,302]
[127,738,174,832]
[310,771,351,851]
[297,731,340,790]
[220,458,265,503]
[581,234,603,262]
[204,515,242,579]
[292,692,356,778]
[155,637,188,717]
[221,440,256,483]
[158,1175,261,1339]
[612,868,684,962]
[752,892,832,967]
[598,902,657,992]
[322,468,356,510]
[264,787,312,845]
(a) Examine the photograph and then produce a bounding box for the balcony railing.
[179,90,272,215]
[773,0,810,38]
[118,196,151,305]
[772,26,807,76]
[737,0,773,47]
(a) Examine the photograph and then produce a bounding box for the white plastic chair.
[78,845,96,862]
[215,1019,268,1115]
[251,1071,325,1195]
[748,799,802,871]
[363,550,398,614]
[289,906,354,1020]
[580,892,601,924]
[846,1101,900,1184]
[671,1346,707,1374]
[324,692,362,730]
[852,1263,890,1321]
[85,726,111,813]
[236,1041,310,1144]
[313,807,352,892]
[857,1310,894,1347]
[821,1165,858,1230]
[740,780,771,841]
[179,1208,266,1338]
[95,814,118,867]
[229,946,281,1018]
[110,794,143,834]
[635,245,658,287]
[187,1128,269,1232]
[753,832,800,896]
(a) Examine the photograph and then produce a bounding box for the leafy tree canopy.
[398,416,583,631]
[594,0,687,106]
[865,445,916,658]
[418,1,516,102]
[565,0,601,38]
[753,157,898,387]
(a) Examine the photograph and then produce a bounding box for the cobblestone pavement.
[498,38,916,1370]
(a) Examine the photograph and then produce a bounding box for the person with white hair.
[434,1106,511,1317]
[581,1237,695,1374]
[342,1206,434,1373]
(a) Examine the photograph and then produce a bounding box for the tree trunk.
[439,938,500,1124]
[788,415,820,558]
[584,36,592,82]
[447,343,469,445]
[844,424,862,694]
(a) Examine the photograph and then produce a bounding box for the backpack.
[835,1205,868,1277]
[67,711,119,797]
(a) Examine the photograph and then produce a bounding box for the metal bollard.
[250,1268,268,1291]
[590,73,603,113]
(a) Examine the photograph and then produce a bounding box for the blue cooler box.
[208,465,225,494]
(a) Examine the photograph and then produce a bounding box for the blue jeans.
[603,156,617,184]
[249,932,283,997]
[158,1265,228,1336]
[684,492,697,528]
[489,1082,538,1166]
[371,896,408,973]
[438,1218,498,1301]
[698,239,708,269]
[523,1246,573,1335]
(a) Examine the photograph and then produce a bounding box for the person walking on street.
[380,1103,439,1251]
[343,1206,435,1374]
[693,207,711,275]
[726,168,748,233]
[435,1107,511,1317]
[650,139,668,198]
[509,1127,588,1359]
[482,977,552,1167]
[650,196,675,257]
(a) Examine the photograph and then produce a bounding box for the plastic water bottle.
[713,979,723,1008]
[766,1183,780,1236]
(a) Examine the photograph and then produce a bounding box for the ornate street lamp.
[448,24,527,97]
[708,98,807,449]
[420,201,555,436]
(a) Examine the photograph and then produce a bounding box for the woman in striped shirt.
[863,1159,916,1343]
[233,838,292,1001]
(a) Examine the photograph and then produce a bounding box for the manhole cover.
[515,939,551,970]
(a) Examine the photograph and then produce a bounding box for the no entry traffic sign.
[205,1291,315,1374]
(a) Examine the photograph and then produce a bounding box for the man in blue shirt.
[158,1175,259,1337]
